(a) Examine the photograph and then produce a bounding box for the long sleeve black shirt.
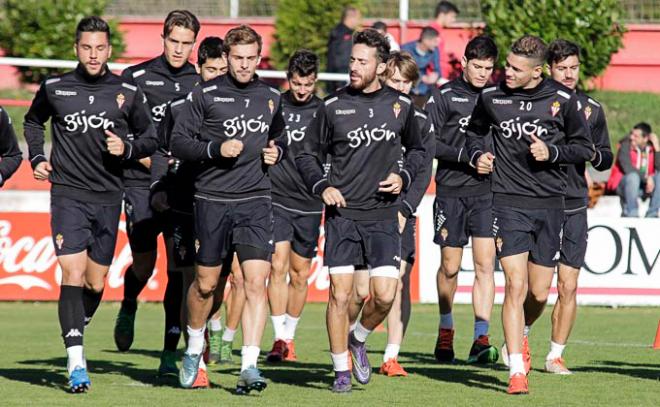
[465,78,593,209]
[426,77,492,197]
[121,55,199,187]
[564,92,613,209]
[270,91,324,213]
[24,65,158,203]
[169,73,286,201]
[296,85,426,220]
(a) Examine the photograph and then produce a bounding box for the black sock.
[59,285,85,348]
[122,265,147,313]
[83,287,104,325]
[163,270,183,352]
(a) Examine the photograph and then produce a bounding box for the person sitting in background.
[606,122,660,217]
[372,21,400,52]
[401,27,441,106]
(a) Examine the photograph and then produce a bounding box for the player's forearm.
[295,153,327,196]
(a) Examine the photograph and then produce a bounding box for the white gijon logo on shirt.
[347,123,396,148]
[223,114,270,138]
[458,115,471,133]
[499,117,548,140]
[286,126,307,145]
[64,110,115,133]
[152,102,168,122]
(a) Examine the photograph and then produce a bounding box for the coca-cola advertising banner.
[0,212,420,303]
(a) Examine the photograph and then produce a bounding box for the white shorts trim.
[369,266,399,279]
[329,265,355,275]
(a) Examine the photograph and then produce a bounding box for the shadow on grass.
[7,356,188,392]
[572,360,660,381]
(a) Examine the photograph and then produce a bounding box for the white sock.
[66,345,85,374]
[509,353,525,376]
[186,325,205,355]
[353,321,372,343]
[546,341,566,360]
[241,345,260,372]
[222,327,236,342]
[271,314,287,341]
[383,343,400,362]
[523,325,531,337]
[474,319,489,340]
[198,356,207,371]
[283,313,300,340]
[440,312,453,330]
[331,351,350,372]
[349,321,357,332]
[209,317,222,332]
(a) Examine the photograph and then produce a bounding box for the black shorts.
[194,197,274,267]
[324,215,401,269]
[559,208,588,269]
[163,210,195,268]
[50,195,121,266]
[493,206,564,267]
[433,194,493,247]
[401,218,416,264]
[272,204,322,259]
[124,187,162,253]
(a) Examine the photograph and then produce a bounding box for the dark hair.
[197,36,224,66]
[163,10,200,39]
[75,16,111,43]
[287,49,319,79]
[372,21,387,32]
[511,35,548,66]
[634,122,652,137]
[465,35,498,61]
[435,1,459,17]
[420,26,439,41]
[353,28,391,63]
[223,24,263,55]
[341,6,360,22]
[547,39,581,66]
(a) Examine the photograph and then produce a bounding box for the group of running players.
[0,8,612,396]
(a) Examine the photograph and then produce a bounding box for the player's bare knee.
[440,263,459,280]
[557,278,578,301]
[373,291,396,311]
[243,275,267,298]
[84,281,105,294]
[290,270,309,291]
[195,278,217,298]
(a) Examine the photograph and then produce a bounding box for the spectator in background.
[326,6,361,92]
[372,21,400,52]
[607,122,660,217]
[429,1,459,82]
[401,27,441,106]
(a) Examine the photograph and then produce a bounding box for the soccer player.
[296,29,425,393]
[425,35,499,364]
[515,39,612,375]
[150,35,227,387]
[24,16,157,392]
[379,51,434,377]
[0,105,22,187]
[465,35,592,394]
[170,25,285,394]
[265,49,323,363]
[114,11,200,366]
